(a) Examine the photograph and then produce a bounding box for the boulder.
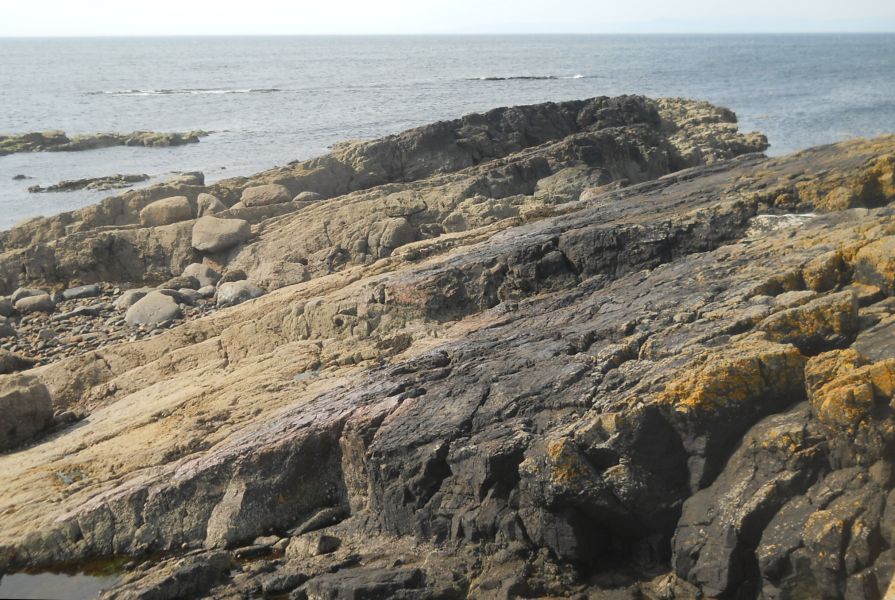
[0,350,36,375]
[176,289,200,305]
[139,196,193,227]
[61,283,101,301]
[191,216,251,253]
[197,285,216,299]
[285,533,341,559]
[293,191,322,202]
[216,281,264,308]
[0,323,16,339]
[197,193,227,217]
[0,298,12,317]
[0,374,52,451]
[15,294,55,314]
[10,287,46,303]
[218,269,247,285]
[168,171,204,186]
[182,263,221,288]
[240,184,292,207]
[124,291,182,326]
[114,288,152,311]
[159,275,200,291]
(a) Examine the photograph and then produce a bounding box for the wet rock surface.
[26,174,150,194]
[0,97,892,599]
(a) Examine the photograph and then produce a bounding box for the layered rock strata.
[0,97,892,599]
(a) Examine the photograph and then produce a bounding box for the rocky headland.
[0,96,892,599]
[0,130,209,156]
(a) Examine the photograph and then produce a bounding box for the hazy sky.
[2,0,895,36]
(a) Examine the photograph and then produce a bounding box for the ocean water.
[0,34,894,230]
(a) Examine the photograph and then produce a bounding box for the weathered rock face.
[0,374,51,450]
[0,95,765,295]
[0,100,893,600]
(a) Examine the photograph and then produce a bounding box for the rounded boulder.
[139,196,194,227]
[192,216,251,253]
[240,184,292,207]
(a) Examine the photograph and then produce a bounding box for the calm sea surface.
[0,34,893,229]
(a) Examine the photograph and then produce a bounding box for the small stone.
[293,191,322,202]
[196,285,216,299]
[10,287,47,303]
[114,288,153,311]
[159,275,200,291]
[0,299,13,317]
[218,269,247,285]
[285,533,341,560]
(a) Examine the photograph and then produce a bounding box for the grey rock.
[61,284,101,300]
[285,533,341,559]
[10,287,47,303]
[159,275,200,291]
[181,263,221,288]
[0,298,12,317]
[177,289,201,305]
[191,216,251,253]
[124,292,182,326]
[114,288,152,311]
[196,285,216,299]
[241,183,292,207]
[0,323,16,339]
[15,294,55,314]
[167,171,204,186]
[218,269,247,285]
[0,374,52,451]
[216,281,264,308]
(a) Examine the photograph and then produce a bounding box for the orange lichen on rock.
[758,290,858,350]
[853,235,895,294]
[659,340,806,414]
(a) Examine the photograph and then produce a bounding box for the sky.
[2,0,894,36]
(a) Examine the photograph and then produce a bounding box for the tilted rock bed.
[0,98,893,599]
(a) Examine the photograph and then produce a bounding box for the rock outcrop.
[26,174,150,194]
[0,130,208,156]
[0,97,893,600]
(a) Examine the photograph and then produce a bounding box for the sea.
[0,34,894,230]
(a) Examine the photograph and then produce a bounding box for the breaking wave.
[87,88,282,96]
[467,74,589,81]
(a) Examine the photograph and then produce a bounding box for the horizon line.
[2,31,895,39]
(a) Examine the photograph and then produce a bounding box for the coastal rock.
[14,294,55,314]
[10,288,47,303]
[181,263,221,288]
[215,280,264,307]
[1,101,894,599]
[124,291,182,326]
[294,191,322,202]
[0,130,208,156]
[139,196,194,227]
[61,283,102,301]
[240,183,292,207]
[0,350,36,375]
[0,299,12,317]
[159,275,199,291]
[167,171,205,186]
[27,174,149,193]
[191,216,251,253]
[0,374,52,451]
[113,288,152,311]
[197,193,227,216]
